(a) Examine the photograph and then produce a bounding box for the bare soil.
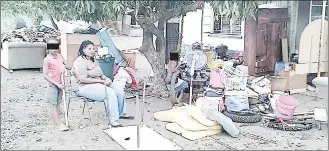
[1,67,328,150]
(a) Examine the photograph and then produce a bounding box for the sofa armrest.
[5,42,47,48]
[312,77,328,87]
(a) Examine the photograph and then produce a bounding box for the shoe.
[56,123,69,131]
[111,121,122,127]
[119,116,135,120]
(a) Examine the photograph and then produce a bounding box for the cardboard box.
[292,62,328,74]
[204,51,213,65]
[61,33,100,68]
[278,69,295,77]
[278,69,307,91]
[123,51,136,70]
[286,74,307,90]
[270,76,287,91]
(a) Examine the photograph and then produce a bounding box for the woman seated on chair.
[70,40,133,127]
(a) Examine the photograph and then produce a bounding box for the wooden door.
[245,8,288,76]
[265,23,283,74]
[165,22,179,63]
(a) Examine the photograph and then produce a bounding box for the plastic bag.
[225,95,249,112]
[203,109,240,138]
[209,69,225,88]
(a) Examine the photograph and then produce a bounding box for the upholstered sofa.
[312,77,328,122]
[1,42,47,70]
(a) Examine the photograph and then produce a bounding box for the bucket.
[275,95,298,120]
[96,57,115,79]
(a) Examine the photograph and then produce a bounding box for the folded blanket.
[166,123,221,141]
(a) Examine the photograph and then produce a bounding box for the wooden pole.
[141,78,146,127]
[189,57,195,106]
[317,0,327,77]
[177,14,185,55]
[244,17,257,76]
[61,73,69,127]
[200,3,204,44]
[136,95,140,148]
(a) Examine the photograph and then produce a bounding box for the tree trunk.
[144,48,168,97]
[135,1,203,97]
[156,1,167,53]
[156,18,165,52]
[177,14,185,55]
[139,28,168,97]
[170,70,182,106]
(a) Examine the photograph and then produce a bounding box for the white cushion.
[312,77,328,87]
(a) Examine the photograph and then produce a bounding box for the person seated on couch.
[70,40,133,127]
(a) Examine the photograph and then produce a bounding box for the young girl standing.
[43,47,69,131]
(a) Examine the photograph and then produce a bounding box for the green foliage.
[1,1,43,18]
[210,0,285,20]
[1,0,128,23]
[2,0,274,23]
[46,1,113,22]
[210,1,259,20]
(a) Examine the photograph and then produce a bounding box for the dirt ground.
[1,65,328,150]
[0,34,328,150]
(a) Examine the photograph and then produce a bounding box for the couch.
[312,77,328,123]
[1,42,47,70]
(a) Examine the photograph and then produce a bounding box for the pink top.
[48,55,63,84]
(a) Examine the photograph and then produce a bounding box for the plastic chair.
[67,91,110,124]
[64,73,110,125]
[65,56,115,125]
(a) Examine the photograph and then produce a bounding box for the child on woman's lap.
[43,48,69,131]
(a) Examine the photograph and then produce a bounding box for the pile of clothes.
[112,64,141,91]
[73,26,99,34]
[1,25,60,43]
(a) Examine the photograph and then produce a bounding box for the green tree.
[1,0,275,96]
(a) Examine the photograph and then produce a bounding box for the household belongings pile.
[155,57,327,141]
[1,25,60,43]
[154,106,224,141]
[271,61,308,93]
[205,61,325,131]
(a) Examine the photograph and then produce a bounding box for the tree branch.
[138,1,204,25]
[139,28,153,53]
[147,24,164,38]
[162,1,204,21]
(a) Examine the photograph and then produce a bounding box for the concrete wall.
[181,2,289,52]
[181,3,244,51]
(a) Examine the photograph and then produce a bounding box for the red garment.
[113,65,142,90]
[124,69,142,90]
[113,65,120,76]
[48,55,63,84]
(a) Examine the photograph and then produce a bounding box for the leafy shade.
[46,1,126,22]
[209,0,283,20]
[1,0,277,23]
[1,1,128,23]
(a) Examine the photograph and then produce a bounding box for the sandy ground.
[1,36,328,150]
[1,66,328,150]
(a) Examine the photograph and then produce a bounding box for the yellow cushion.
[166,123,221,141]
